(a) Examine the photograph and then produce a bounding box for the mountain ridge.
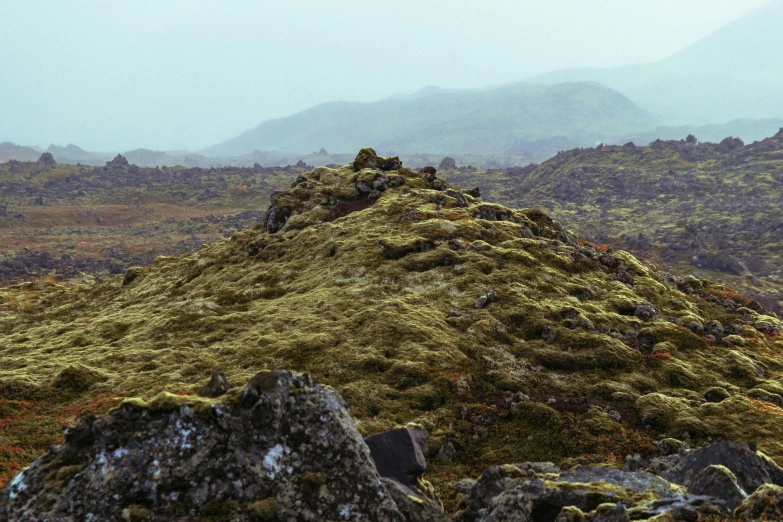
[200,82,655,157]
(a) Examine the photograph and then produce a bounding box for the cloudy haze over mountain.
[0,0,770,151]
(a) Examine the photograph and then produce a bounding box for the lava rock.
[0,370,428,521]
[689,465,746,510]
[36,152,56,166]
[734,484,783,521]
[365,426,428,487]
[438,157,457,170]
[106,154,129,168]
[661,440,783,494]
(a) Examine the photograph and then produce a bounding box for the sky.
[0,0,771,152]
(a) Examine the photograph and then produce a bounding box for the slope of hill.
[1,150,782,511]
[443,130,783,313]
[0,142,40,163]
[533,1,783,124]
[201,82,656,156]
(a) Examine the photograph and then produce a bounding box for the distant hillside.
[201,82,656,156]
[0,142,40,162]
[532,1,783,124]
[443,129,783,313]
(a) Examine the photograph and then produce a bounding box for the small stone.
[198,370,234,398]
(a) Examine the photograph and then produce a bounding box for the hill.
[0,142,40,163]
[442,130,783,313]
[201,82,656,156]
[1,150,782,513]
[532,1,783,125]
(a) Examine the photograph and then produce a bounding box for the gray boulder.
[0,370,436,521]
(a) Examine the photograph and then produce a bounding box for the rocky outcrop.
[105,154,129,168]
[36,152,56,166]
[0,370,445,521]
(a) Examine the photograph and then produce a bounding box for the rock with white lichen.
[0,370,445,521]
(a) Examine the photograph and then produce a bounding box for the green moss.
[300,471,328,494]
[246,498,278,521]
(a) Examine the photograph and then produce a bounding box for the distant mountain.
[201,82,656,157]
[532,1,783,124]
[47,143,101,163]
[0,142,41,162]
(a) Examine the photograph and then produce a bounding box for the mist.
[0,0,770,151]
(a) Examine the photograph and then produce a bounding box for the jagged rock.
[734,484,783,521]
[353,147,402,172]
[419,166,437,176]
[438,157,457,170]
[0,370,434,521]
[36,152,56,166]
[453,463,683,522]
[197,370,234,398]
[661,441,783,495]
[689,464,746,510]
[106,154,129,168]
[718,136,744,152]
[626,493,730,520]
[365,426,428,487]
[381,478,447,522]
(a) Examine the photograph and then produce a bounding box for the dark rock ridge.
[0,370,444,521]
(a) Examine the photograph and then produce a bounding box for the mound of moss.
[1,151,783,506]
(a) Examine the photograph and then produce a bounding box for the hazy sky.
[0,0,770,151]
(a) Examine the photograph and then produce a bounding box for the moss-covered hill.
[443,130,783,314]
[2,150,783,508]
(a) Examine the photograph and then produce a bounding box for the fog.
[0,0,770,151]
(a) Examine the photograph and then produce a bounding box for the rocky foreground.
[4,370,783,521]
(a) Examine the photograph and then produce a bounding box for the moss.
[246,498,278,521]
[121,505,152,521]
[300,471,328,494]
[3,156,783,491]
[200,498,239,520]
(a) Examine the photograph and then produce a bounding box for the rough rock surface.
[0,370,437,521]
[452,460,734,522]
[734,483,783,521]
[661,440,783,494]
[366,426,428,487]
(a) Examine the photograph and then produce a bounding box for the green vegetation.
[443,130,783,313]
[1,154,782,510]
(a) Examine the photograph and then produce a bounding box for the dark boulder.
[0,370,435,521]
[661,441,783,494]
[689,465,746,510]
[36,152,56,166]
[365,426,428,487]
[106,154,129,168]
[438,157,457,170]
